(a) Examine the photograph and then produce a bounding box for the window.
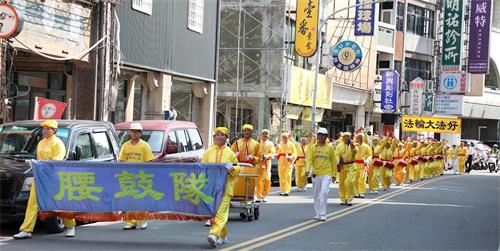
[171,81,193,121]
[75,133,93,160]
[9,72,66,121]
[396,2,404,31]
[405,58,431,84]
[187,128,203,150]
[133,82,142,120]
[379,2,394,24]
[111,80,127,124]
[117,130,165,153]
[187,0,204,33]
[378,60,391,69]
[406,4,434,38]
[132,0,153,15]
[93,132,112,158]
[167,131,178,147]
[176,130,191,152]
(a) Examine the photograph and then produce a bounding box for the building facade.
[114,0,219,145]
[2,0,99,123]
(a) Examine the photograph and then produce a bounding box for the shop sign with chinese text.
[401,115,461,134]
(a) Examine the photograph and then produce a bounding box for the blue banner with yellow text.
[33,161,229,218]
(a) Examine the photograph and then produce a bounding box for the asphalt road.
[1,170,499,251]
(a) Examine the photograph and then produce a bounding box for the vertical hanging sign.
[295,0,319,58]
[409,77,425,116]
[441,0,464,72]
[354,0,376,36]
[468,0,492,74]
[381,70,398,113]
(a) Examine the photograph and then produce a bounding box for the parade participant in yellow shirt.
[379,136,396,191]
[393,142,407,186]
[369,136,383,194]
[119,123,164,230]
[405,140,422,183]
[295,137,309,192]
[414,140,426,181]
[256,129,275,202]
[337,132,357,206]
[306,128,337,221]
[449,144,459,174]
[457,142,468,174]
[203,127,240,248]
[276,132,297,196]
[433,141,445,176]
[231,124,260,166]
[354,133,372,198]
[14,120,76,239]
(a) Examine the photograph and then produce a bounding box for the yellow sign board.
[288,66,332,109]
[286,105,303,120]
[301,107,324,122]
[295,0,319,58]
[401,115,461,134]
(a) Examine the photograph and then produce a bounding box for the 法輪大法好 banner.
[32,161,230,221]
[401,115,461,134]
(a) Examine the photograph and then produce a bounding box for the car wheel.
[44,216,65,234]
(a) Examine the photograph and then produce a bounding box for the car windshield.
[0,125,69,155]
[117,130,165,152]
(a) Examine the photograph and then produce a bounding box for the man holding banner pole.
[118,123,166,230]
[202,127,239,248]
[13,120,77,239]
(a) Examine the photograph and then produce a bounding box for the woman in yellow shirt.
[14,120,76,239]
[276,132,297,196]
[203,127,239,248]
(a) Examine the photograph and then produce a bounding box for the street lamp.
[311,0,391,129]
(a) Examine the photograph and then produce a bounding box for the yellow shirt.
[306,144,337,176]
[458,147,468,157]
[295,142,307,166]
[202,145,238,164]
[379,147,394,161]
[276,141,297,166]
[202,144,239,196]
[448,148,459,159]
[355,142,372,162]
[37,135,66,160]
[231,138,260,164]
[119,139,154,162]
[336,142,356,164]
[258,140,276,159]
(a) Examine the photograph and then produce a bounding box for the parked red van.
[115,120,204,162]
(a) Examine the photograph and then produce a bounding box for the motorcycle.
[486,152,497,173]
[472,152,488,170]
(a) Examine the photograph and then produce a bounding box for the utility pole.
[0,40,7,124]
[96,0,115,121]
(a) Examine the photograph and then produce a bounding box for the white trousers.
[450,159,458,173]
[313,175,331,218]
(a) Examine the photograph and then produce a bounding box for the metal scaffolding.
[216,0,286,139]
